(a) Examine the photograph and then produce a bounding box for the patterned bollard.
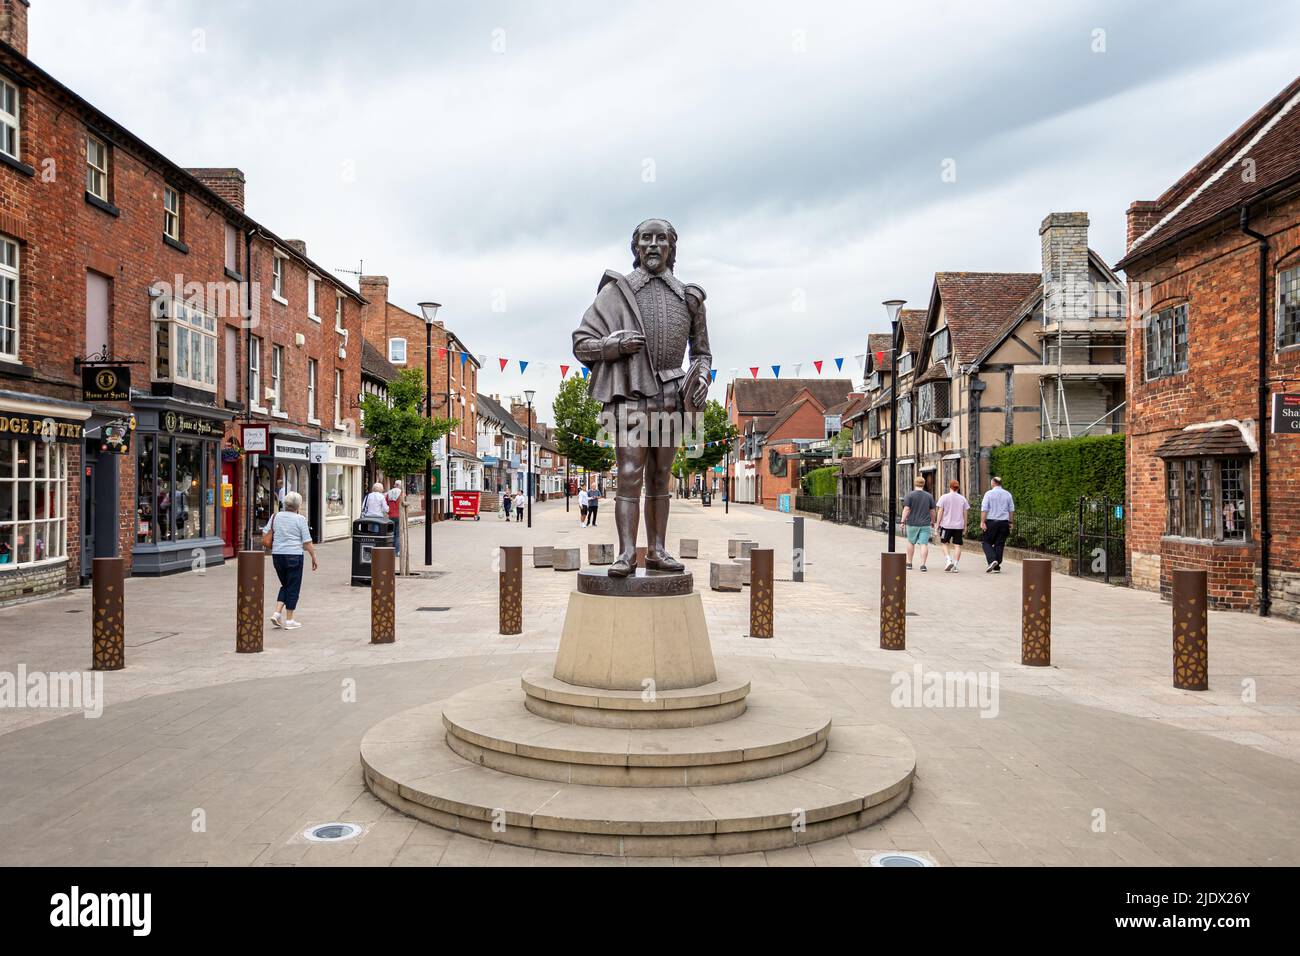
[371,547,395,644]
[748,548,774,639]
[1021,559,1052,666]
[91,557,125,671]
[879,552,906,650]
[236,550,264,654]
[500,546,522,636]
[1172,569,1208,691]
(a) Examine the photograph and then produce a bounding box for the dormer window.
[897,352,914,376]
[932,327,950,361]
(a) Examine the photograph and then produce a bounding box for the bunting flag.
[875,351,885,366]
[477,354,486,367]
[438,348,447,361]
[814,360,823,374]
[581,367,590,379]
[709,368,717,382]
[854,353,866,371]
[461,351,469,365]
[560,364,570,378]
[750,367,760,379]
[793,363,802,377]
[771,365,781,378]
[519,360,529,373]
[499,357,508,371]
[834,357,844,371]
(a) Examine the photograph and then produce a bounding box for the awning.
[1153,424,1254,458]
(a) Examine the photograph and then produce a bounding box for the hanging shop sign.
[0,413,84,443]
[81,365,131,402]
[162,411,221,437]
[1271,393,1300,435]
[99,419,133,456]
[240,423,269,454]
[309,442,333,464]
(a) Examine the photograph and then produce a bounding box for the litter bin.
[351,516,394,587]
[701,491,712,507]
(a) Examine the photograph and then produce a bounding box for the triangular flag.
[875,351,885,366]
[581,367,590,379]
[834,357,844,371]
[477,354,486,366]
[750,367,760,379]
[461,351,469,366]
[498,357,508,371]
[794,363,802,377]
[519,360,529,373]
[560,365,570,378]
[854,353,866,371]
[771,365,781,378]
[709,369,717,382]
[438,348,447,360]
[814,360,823,374]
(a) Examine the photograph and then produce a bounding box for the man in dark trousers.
[586,485,600,526]
[979,476,1015,572]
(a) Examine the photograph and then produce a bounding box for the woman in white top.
[263,491,317,629]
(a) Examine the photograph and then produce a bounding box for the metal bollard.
[792,516,804,583]
[879,552,906,650]
[371,547,396,644]
[1172,569,1208,690]
[91,557,125,671]
[499,546,522,636]
[1021,559,1052,666]
[748,548,774,639]
[236,550,265,654]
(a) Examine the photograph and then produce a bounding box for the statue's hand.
[690,376,708,408]
[618,332,646,355]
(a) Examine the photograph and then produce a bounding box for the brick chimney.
[359,275,390,348]
[1039,211,1091,325]
[186,167,246,211]
[285,239,307,256]
[0,0,29,58]
[1125,200,1163,253]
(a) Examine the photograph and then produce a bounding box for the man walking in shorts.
[935,479,970,572]
[901,477,937,571]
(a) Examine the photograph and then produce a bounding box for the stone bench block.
[533,546,554,568]
[739,541,757,560]
[728,539,754,558]
[734,558,751,586]
[554,548,581,571]
[710,561,742,592]
[588,543,615,565]
[679,538,699,559]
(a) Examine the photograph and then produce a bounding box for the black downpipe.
[1239,205,1271,618]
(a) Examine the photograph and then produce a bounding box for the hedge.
[801,466,838,497]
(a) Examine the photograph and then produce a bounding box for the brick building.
[1117,76,1300,620]
[0,2,364,603]
[358,275,482,513]
[754,386,844,511]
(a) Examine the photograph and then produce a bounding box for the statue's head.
[630,218,677,274]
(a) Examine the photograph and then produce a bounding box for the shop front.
[251,433,315,541]
[130,397,232,576]
[0,392,90,603]
[320,435,365,541]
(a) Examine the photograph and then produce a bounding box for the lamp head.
[418,302,441,325]
[882,299,906,325]
[524,389,535,405]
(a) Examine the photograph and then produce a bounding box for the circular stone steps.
[520,667,750,728]
[443,679,826,787]
[361,702,916,857]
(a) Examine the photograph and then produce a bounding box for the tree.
[360,367,456,576]
[830,426,852,458]
[552,375,613,486]
[672,399,738,490]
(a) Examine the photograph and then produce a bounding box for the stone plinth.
[533,546,554,568]
[553,590,716,691]
[710,562,742,592]
[554,548,581,571]
[577,568,692,596]
[588,543,614,565]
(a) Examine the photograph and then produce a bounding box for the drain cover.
[303,822,363,843]
[869,851,933,867]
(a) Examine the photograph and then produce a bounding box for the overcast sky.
[29,1,1300,419]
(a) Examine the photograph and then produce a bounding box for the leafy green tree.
[830,426,852,457]
[672,399,738,489]
[552,375,613,486]
[361,367,456,575]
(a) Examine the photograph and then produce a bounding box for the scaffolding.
[1036,279,1127,440]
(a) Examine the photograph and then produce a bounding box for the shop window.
[153,298,216,391]
[1165,457,1249,541]
[136,434,155,544]
[174,439,202,541]
[326,464,348,518]
[0,439,67,567]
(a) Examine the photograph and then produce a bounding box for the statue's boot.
[642,494,684,573]
[608,495,640,578]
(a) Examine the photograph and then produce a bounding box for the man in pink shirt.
[935,479,971,572]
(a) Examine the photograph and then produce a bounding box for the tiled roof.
[761,398,810,440]
[1118,76,1300,268]
[731,379,854,415]
[933,272,1042,363]
[1154,425,1254,459]
[838,457,882,477]
[915,362,951,386]
[839,394,871,422]
[867,333,893,372]
[898,310,928,353]
[361,340,400,383]
[476,393,528,437]
[823,393,865,418]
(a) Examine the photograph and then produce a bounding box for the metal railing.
[794,495,889,531]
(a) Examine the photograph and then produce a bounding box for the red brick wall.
[1124,190,1300,619]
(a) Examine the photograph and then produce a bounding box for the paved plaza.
[1,500,1298,866]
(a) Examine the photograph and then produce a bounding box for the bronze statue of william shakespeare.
[573,219,712,578]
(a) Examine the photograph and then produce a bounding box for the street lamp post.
[419,302,441,567]
[524,389,535,529]
[883,299,906,553]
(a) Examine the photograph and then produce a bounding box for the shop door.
[81,447,120,583]
[308,463,322,542]
[220,461,238,559]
